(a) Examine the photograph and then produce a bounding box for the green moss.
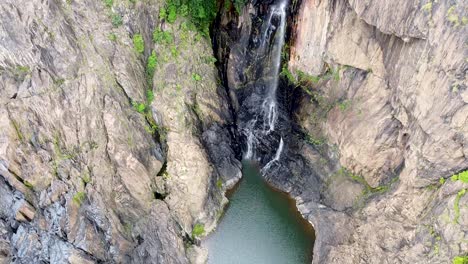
[439,177,446,184]
[111,13,123,27]
[54,78,65,86]
[304,133,325,146]
[24,180,34,189]
[170,46,179,58]
[456,170,468,183]
[146,89,154,104]
[450,170,468,183]
[421,2,432,12]
[216,179,223,189]
[72,192,86,206]
[12,65,31,82]
[340,168,397,196]
[81,172,91,185]
[108,33,117,41]
[453,256,468,264]
[123,222,133,237]
[104,0,113,8]
[146,51,157,85]
[133,34,145,54]
[453,188,466,224]
[192,223,205,239]
[11,120,24,142]
[280,65,296,83]
[192,73,202,81]
[132,102,146,113]
[338,100,352,112]
[447,6,460,26]
[232,0,247,13]
[462,17,468,25]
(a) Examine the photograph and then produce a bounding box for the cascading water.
[205,2,316,262]
[240,0,288,167]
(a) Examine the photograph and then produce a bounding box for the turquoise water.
[204,161,315,264]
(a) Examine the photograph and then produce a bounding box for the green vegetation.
[304,133,325,147]
[202,55,217,64]
[421,2,432,12]
[81,171,91,185]
[132,102,146,113]
[280,65,295,83]
[153,29,173,44]
[72,192,86,206]
[11,120,24,142]
[447,6,460,26]
[24,180,34,189]
[159,7,167,20]
[232,0,247,13]
[123,222,133,237]
[192,223,205,239]
[192,73,202,81]
[453,188,466,224]
[12,65,31,82]
[450,170,468,183]
[146,89,154,103]
[338,100,352,112]
[111,13,123,27]
[161,0,219,36]
[133,34,145,54]
[102,0,123,28]
[54,78,65,87]
[167,4,178,23]
[104,0,113,7]
[146,51,157,85]
[108,33,117,41]
[338,168,398,197]
[281,65,342,88]
[216,179,223,189]
[425,225,442,255]
[439,177,446,184]
[453,256,468,264]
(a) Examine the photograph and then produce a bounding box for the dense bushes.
[162,0,218,36]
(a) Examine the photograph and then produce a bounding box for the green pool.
[204,161,315,264]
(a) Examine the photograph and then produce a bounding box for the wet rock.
[202,124,242,189]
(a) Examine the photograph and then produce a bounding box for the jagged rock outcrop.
[0,0,239,263]
[288,0,468,263]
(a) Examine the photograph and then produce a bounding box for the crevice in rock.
[153,191,166,200]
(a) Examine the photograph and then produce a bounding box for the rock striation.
[287,0,468,263]
[0,0,240,263]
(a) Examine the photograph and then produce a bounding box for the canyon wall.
[289,0,468,263]
[0,0,239,263]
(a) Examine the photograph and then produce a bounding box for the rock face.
[0,0,240,263]
[288,0,468,263]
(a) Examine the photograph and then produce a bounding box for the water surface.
[204,161,315,264]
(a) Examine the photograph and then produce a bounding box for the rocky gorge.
[0,0,467,263]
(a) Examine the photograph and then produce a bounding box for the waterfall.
[261,2,287,134]
[241,0,288,162]
[261,137,284,174]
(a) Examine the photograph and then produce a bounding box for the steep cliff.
[288,0,468,263]
[0,0,240,263]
